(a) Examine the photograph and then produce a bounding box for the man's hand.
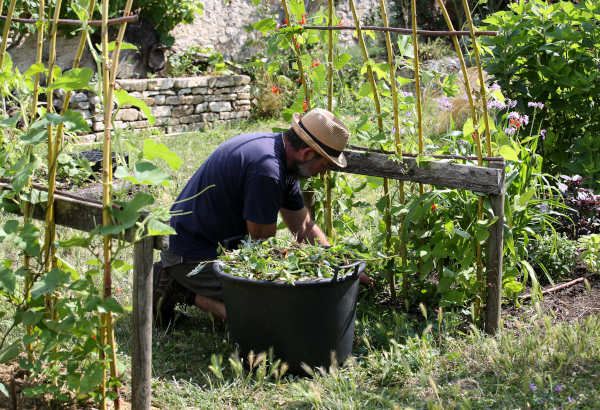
[359,272,375,288]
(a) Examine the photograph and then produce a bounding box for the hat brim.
[292,112,347,168]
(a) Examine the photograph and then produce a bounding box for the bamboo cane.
[461,0,491,319]
[0,0,16,69]
[410,0,424,197]
[349,0,393,295]
[103,2,133,408]
[100,1,111,406]
[30,0,45,123]
[379,0,399,300]
[325,0,334,237]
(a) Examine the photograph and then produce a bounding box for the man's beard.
[289,156,320,181]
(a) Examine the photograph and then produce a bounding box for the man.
[154,107,371,326]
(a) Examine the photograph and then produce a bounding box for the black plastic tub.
[215,260,366,374]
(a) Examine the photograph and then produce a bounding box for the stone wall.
[55,75,252,142]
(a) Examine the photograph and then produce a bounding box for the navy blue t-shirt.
[168,132,304,259]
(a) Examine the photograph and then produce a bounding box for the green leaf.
[79,362,104,394]
[15,222,41,257]
[0,267,15,295]
[0,113,21,128]
[437,276,454,293]
[12,162,34,195]
[451,228,471,240]
[252,18,277,34]
[30,268,65,300]
[148,219,176,236]
[499,145,520,162]
[442,289,464,304]
[22,310,44,327]
[107,41,138,52]
[129,163,173,186]
[0,341,21,364]
[310,64,327,93]
[334,54,353,69]
[142,139,182,170]
[357,82,373,98]
[24,62,46,77]
[475,227,490,244]
[104,297,124,314]
[43,110,91,133]
[20,129,47,146]
[288,0,305,20]
[0,382,9,397]
[462,118,475,139]
[46,68,94,92]
[114,89,155,126]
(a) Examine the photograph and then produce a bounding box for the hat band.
[298,120,342,158]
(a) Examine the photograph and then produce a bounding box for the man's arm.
[246,220,277,240]
[279,207,330,246]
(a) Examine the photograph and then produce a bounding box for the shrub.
[528,233,579,282]
[250,69,290,119]
[480,0,600,188]
[556,175,600,239]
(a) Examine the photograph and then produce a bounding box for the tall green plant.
[480,0,600,187]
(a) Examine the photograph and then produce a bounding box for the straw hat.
[291,108,349,167]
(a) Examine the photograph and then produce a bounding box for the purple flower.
[487,100,506,110]
[391,126,396,134]
[506,99,517,108]
[568,397,574,403]
[437,96,453,113]
[490,82,501,92]
[462,92,469,101]
[529,382,537,391]
[504,127,517,135]
[406,111,412,118]
[555,384,564,392]
[507,111,520,120]
[521,115,529,126]
[540,129,547,140]
[528,102,544,109]
[401,91,413,98]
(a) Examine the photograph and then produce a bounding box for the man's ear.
[300,147,316,162]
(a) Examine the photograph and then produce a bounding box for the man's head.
[291,108,350,168]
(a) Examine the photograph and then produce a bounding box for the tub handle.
[333,260,366,281]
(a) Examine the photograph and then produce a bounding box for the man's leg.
[195,294,226,321]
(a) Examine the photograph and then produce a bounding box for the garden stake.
[105,2,135,407]
[461,0,492,319]
[349,0,393,296]
[325,0,334,237]
[0,0,16,69]
[379,0,398,299]
[281,0,310,109]
[435,0,487,321]
[30,0,45,124]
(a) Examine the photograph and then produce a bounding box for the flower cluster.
[528,101,544,109]
[437,96,453,114]
[311,59,320,67]
[272,86,281,94]
[300,13,307,25]
[504,111,529,134]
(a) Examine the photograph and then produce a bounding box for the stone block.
[162,90,176,96]
[212,76,235,88]
[115,108,140,122]
[166,96,184,105]
[192,87,208,95]
[174,77,208,88]
[72,92,88,102]
[53,89,66,99]
[53,99,63,109]
[74,109,93,119]
[201,112,219,121]
[113,121,128,129]
[130,120,150,129]
[203,95,221,102]
[223,94,237,101]
[195,102,208,113]
[143,91,160,97]
[89,95,100,105]
[92,122,105,132]
[214,88,230,95]
[167,122,206,134]
[233,75,251,86]
[94,113,104,122]
[141,97,155,106]
[234,105,252,112]
[179,114,203,124]
[155,117,175,126]
[237,93,251,100]
[130,91,144,99]
[231,85,251,93]
[219,112,233,120]
[154,95,166,105]
[182,95,203,105]
[172,104,195,117]
[70,101,91,110]
[151,106,172,117]
[78,134,97,144]
[117,79,148,92]
[209,101,232,112]
[178,88,192,96]
[235,100,252,106]
[147,78,176,91]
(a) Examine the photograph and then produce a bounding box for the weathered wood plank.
[131,235,154,410]
[485,161,506,335]
[330,150,503,194]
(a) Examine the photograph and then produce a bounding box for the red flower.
[431,204,436,210]
[117,289,122,294]
[303,100,307,111]
[301,14,307,25]
[295,42,299,48]
[339,21,343,26]
[93,335,96,340]
[298,78,302,83]
[284,18,287,24]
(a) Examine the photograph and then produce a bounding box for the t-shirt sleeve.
[282,179,304,211]
[242,174,285,225]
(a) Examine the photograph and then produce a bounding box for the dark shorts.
[160,250,223,301]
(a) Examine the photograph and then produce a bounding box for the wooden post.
[132,235,155,410]
[485,161,505,334]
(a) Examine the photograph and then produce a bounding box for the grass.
[2,117,599,409]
